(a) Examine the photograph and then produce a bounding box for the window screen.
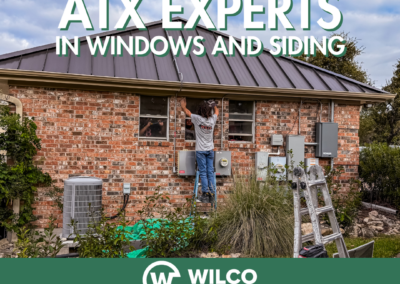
[228,100,254,142]
[139,96,169,140]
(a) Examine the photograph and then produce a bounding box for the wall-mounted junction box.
[255,152,269,181]
[305,158,319,171]
[215,151,232,176]
[316,123,339,158]
[286,135,305,168]
[268,157,286,179]
[178,151,196,177]
[123,183,131,194]
[271,134,284,146]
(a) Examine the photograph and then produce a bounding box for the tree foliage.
[360,60,400,145]
[0,106,52,231]
[297,32,371,85]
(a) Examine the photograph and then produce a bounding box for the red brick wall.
[8,86,360,227]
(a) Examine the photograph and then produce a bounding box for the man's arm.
[213,106,219,117]
[180,98,192,117]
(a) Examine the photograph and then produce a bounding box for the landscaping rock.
[301,223,313,235]
[230,253,241,258]
[200,252,220,258]
[222,255,231,258]
[0,238,9,249]
[361,228,376,238]
[367,221,384,227]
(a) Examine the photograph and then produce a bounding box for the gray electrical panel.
[268,157,286,179]
[316,123,339,158]
[271,134,284,146]
[215,151,232,176]
[255,152,269,181]
[178,151,196,177]
[286,135,305,169]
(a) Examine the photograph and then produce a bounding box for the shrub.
[324,166,362,229]
[138,189,217,258]
[213,172,294,258]
[359,143,400,209]
[70,209,134,258]
[14,216,65,258]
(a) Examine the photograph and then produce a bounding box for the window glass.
[229,121,253,135]
[139,96,168,140]
[140,96,168,116]
[139,118,168,138]
[228,100,254,143]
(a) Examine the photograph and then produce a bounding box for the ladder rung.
[315,206,334,215]
[300,208,309,216]
[308,180,325,186]
[301,233,315,243]
[322,232,342,244]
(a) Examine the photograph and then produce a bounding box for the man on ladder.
[180,98,219,204]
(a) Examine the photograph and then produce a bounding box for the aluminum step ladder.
[292,165,349,258]
[190,170,217,217]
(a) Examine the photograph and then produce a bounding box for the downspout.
[330,100,335,170]
[221,94,229,150]
[165,30,183,174]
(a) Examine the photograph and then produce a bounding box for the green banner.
[0,259,398,284]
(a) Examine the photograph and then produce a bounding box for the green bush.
[324,166,362,229]
[14,216,65,258]
[70,209,134,258]
[359,143,400,209]
[138,189,217,258]
[213,172,294,258]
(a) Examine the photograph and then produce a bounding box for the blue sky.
[0,0,399,88]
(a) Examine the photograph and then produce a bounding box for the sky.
[0,0,399,88]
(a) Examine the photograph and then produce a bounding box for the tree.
[359,60,400,145]
[297,32,371,85]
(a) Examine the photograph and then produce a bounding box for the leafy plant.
[213,169,294,258]
[44,185,64,212]
[138,188,217,258]
[0,106,52,231]
[324,165,362,229]
[14,215,64,258]
[359,143,400,209]
[70,208,134,258]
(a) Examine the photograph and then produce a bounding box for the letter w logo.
[143,261,181,284]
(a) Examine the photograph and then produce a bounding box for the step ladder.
[292,165,349,258]
[190,171,217,217]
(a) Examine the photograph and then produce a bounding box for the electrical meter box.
[178,151,196,177]
[305,158,319,171]
[215,151,232,176]
[255,152,269,181]
[316,123,339,158]
[268,157,286,179]
[286,135,305,168]
[271,134,284,146]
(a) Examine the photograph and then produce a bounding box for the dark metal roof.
[0,17,386,94]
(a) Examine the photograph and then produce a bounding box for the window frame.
[228,100,255,143]
[138,96,170,141]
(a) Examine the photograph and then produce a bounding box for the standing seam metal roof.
[0,17,385,94]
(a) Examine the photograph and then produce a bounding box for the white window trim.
[228,100,255,143]
[138,96,170,141]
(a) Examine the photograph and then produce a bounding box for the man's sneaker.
[196,192,210,203]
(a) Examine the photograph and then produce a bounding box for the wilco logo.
[143,261,257,284]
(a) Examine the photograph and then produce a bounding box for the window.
[184,98,207,141]
[139,96,169,140]
[228,100,254,142]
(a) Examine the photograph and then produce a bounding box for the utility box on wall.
[305,158,319,171]
[268,157,286,179]
[255,152,269,181]
[316,123,339,158]
[178,151,196,177]
[286,135,305,168]
[215,151,232,176]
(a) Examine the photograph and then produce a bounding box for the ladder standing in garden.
[292,165,349,258]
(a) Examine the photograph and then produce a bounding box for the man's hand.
[180,98,187,109]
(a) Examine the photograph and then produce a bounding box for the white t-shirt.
[190,114,218,151]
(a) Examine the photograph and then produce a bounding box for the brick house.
[0,18,394,230]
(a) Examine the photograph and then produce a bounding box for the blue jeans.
[196,151,215,194]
